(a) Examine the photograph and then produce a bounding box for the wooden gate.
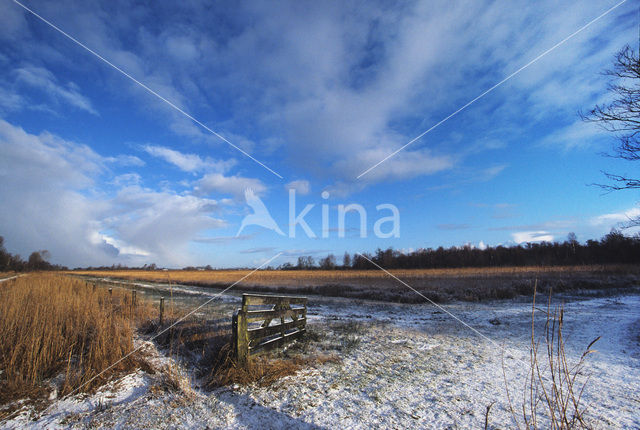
[232,293,307,365]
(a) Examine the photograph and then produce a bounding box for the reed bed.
[71,264,637,286]
[71,264,639,303]
[0,274,154,407]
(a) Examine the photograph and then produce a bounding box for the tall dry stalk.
[503,283,600,429]
[0,274,153,407]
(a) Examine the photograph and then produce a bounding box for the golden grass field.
[71,264,640,303]
[0,274,154,410]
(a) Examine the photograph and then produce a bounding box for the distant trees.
[318,254,336,270]
[307,230,640,270]
[0,237,11,270]
[296,256,315,270]
[27,250,51,271]
[0,236,65,272]
[583,46,640,225]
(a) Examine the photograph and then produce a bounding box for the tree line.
[0,236,67,272]
[3,230,639,272]
[280,230,640,270]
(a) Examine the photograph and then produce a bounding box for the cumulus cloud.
[105,185,227,265]
[0,119,229,267]
[0,119,109,265]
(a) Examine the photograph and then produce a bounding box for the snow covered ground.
[3,286,639,429]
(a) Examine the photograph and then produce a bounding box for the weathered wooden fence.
[232,294,307,365]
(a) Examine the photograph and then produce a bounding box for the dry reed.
[502,285,600,429]
[0,274,154,409]
[70,264,637,286]
[70,264,638,303]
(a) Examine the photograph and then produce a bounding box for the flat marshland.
[72,264,640,302]
[1,269,639,428]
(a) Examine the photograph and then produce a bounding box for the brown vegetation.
[502,288,600,429]
[148,315,337,392]
[71,264,640,303]
[0,274,154,412]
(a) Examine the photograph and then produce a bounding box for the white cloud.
[512,231,554,244]
[0,120,110,265]
[335,148,454,184]
[6,0,628,189]
[14,66,97,115]
[0,86,25,112]
[143,144,235,173]
[540,120,608,151]
[0,119,229,267]
[106,185,227,265]
[194,173,267,198]
[285,179,310,195]
[591,207,640,227]
[165,35,199,62]
[111,173,142,186]
[106,154,145,167]
[91,232,150,257]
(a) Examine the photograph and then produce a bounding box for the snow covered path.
[3,290,639,429]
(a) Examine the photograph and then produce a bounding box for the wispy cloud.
[14,66,97,115]
[437,224,471,231]
[105,154,145,167]
[143,144,235,173]
[490,219,577,232]
[192,234,255,244]
[241,247,277,254]
[6,0,630,191]
[591,207,640,226]
[193,173,267,199]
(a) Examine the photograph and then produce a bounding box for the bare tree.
[319,254,336,270]
[583,46,640,226]
[342,251,351,268]
[583,46,640,189]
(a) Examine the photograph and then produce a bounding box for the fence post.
[108,288,112,296]
[132,290,137,307]
[279,302,286,346]
[159,296,165,326]
[235,310,249,366]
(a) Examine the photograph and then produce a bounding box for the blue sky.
[0,0,638,268]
